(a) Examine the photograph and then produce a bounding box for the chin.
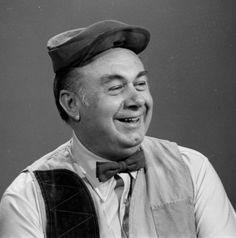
[123,133,145,148]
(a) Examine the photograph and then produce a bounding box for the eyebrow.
[137,70,148,79]
[100,70,149,84]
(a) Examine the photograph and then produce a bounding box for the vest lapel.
[129,168,158,238]
[129,138,196,238]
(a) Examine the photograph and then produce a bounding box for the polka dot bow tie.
[96,149,145,182]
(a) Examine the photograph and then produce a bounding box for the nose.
[124,86,145,110]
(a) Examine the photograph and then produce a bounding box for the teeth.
[123,117,139,122]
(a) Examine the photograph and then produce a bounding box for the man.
[0,20,235,238]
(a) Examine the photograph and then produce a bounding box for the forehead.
[79,48,145,79]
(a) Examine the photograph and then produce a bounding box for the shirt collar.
[70,131,137,201]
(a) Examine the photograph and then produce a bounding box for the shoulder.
[177,146,212,188]
[0,169,46,236]
[143,135,209,170]
[170,144,222,204]
[2,171,36,199]
[143,136,214,194]
[26,140,72,172]
[1,140,73,203]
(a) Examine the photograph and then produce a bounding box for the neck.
[73,130,141,161]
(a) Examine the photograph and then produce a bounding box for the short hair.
[53,68,82,122]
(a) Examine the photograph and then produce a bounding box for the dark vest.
[34,169,99,238]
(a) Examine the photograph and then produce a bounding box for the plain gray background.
[0,0,235,208]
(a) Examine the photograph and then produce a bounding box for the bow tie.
[96,149,145,182]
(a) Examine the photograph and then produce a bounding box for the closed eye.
[109,85,123,91]
[108,84,125,95]
[134,80,148,91]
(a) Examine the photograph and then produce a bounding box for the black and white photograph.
[0,0,236,237]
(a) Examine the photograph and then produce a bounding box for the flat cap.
[47,20,150,73]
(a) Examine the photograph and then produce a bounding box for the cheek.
[96,95,124,115]
[146,91,153,108]
[83,101,121,131]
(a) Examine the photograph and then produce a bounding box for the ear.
[59,90,81,121]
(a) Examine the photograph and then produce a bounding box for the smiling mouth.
[116,116,141,123]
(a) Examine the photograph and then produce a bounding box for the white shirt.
[70,132,136,238]
[0,133,236,238]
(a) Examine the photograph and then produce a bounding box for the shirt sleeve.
[180,146,236,238]
[0,172,44,238]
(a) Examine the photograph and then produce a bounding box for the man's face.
[75,48,153,160]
